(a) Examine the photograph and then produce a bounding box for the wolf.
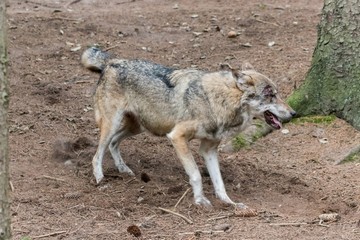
[81,47,296,209]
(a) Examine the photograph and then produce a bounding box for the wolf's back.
[81,47,110,72]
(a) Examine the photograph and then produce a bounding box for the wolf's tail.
[81,47,111,72]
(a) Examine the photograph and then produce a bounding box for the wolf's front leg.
[199,139,249,209]
[167,125,211,207]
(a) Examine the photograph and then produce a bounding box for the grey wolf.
[81,47,296,209]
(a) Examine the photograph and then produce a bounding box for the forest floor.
[7,0,360,239]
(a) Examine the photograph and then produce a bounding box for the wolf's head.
[224,64,296,129]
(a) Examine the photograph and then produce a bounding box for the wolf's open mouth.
[264,110,282,129]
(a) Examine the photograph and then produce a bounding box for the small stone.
[319,213,340,222]
[64,160,73,166]
[98,184,110,191]
[227,31,237,38]
[241,42,252,47]
[281,129,290,134]
[213,223,232,231]
[70,45,81,52]
[268,41,276,47]
[192,32,202,37]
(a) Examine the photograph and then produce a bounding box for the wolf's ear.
[235,72,255,91]
[241,62,255,71]
[219,63,233,71]
[220,63,240,79]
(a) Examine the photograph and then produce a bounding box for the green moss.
[286,90,304,111]
[258,3,267,10]
[291,115,336,125]
[342,152,360,164]
[251,130,263,142]
[232,121,271,150]
[232,134,249,150]
[20,237,32,240]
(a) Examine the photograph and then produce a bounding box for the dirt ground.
[6,0,360,239]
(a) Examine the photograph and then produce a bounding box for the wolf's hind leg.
[92,118,117,184]
[109,131,135,176]
[109,111,142,176]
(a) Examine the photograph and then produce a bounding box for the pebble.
[281,129,290,134]
[268,41,276,47]
[64,160,73,166]
[319,213,340,222]
[227,31,237,38]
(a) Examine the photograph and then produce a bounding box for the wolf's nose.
[290,111,297,117]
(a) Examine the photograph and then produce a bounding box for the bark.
[287,0,360,130]
[0,1,10,239]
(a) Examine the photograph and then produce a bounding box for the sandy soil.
[6,0,360,239]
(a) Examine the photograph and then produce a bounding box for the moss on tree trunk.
[287,0,360,130]
[0,1,10,239]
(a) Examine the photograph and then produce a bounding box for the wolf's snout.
[290,110,296,117]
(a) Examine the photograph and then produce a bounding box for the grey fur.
[81,47,295,209]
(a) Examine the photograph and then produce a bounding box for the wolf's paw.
[117,164,135,176]
[94,172,104,184]
[195,196,212,207]
[234,202,248,209]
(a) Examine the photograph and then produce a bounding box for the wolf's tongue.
[272,116,282,129]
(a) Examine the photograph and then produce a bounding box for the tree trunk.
[287,0,360,130]
[0,0,10,239]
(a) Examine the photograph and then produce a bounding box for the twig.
[174,188,191,209]
[47,17,84,22]
[75,80,91,84]
[154,182,166,196]
[253,18,280,27]
[32,230,67,239]
[104,45,121,52]
[126,177,136,184]
[41,175,66,182]
[179,230,225,235]
[318,223,330,228]
[9,181,14,191]
[158,207,193,224]
[65,0,82,8]
[25,0,59,8]
[208,53,239,59]
[207,214,234,221]
[116,0,137,5]
[270,222,308,227]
